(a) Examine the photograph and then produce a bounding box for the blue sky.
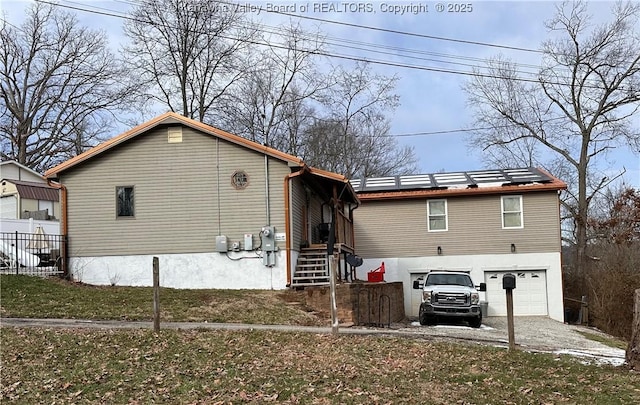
[2,0,639,186]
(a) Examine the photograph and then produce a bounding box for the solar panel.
[351,167,552,192]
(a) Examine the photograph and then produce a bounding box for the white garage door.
[484,270,548,316]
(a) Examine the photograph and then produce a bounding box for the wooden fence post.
[153,257,160,333]
[626,289,640,370]
[506,289,516,351]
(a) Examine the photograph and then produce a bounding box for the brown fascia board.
[357,179,567,201]
[45,112,304,178]
[306,166,360,205]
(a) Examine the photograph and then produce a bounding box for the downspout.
[47,179,68,277]
[284,166,307,286]
[216,138,221,235]
[265,155,270,224]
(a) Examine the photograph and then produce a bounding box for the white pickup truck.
[413,271,486,328]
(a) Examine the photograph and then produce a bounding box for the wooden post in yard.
[506,289,516,351]
[153,257,160,332]
[329,253,339,335]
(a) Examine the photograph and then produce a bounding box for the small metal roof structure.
[1,179,60,201]
[351,168,566,200]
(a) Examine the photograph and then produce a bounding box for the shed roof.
[2,179,59,201]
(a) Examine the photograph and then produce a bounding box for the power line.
[104,0,547,75]
[209,0,544,54]
[38,0,554,85]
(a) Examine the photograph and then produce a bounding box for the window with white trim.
[427,199,447,231]
[116,186,135,218]
[501,195,523,228]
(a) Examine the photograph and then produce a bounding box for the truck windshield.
[426,274,473,287]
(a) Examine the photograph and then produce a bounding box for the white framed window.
[501,195,523,229]
[116,186,135,218]
[427,199,447,232]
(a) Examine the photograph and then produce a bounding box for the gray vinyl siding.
[354,191,561,258]
[290,176,305,250]
[309,192,325,244]
[61,126,290,256]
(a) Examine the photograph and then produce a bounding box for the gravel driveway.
[392,316,627,366]
[1,316,627,366]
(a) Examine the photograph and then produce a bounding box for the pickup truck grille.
[434,292,468,306]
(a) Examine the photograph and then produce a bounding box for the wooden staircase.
[292,247,330,287]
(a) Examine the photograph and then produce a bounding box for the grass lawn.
[0,275,322,325]
[2,275,639,404]
[2,328,639,404]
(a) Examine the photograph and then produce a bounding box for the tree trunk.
[626,289,640,370]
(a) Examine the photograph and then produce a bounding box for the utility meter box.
[215,235,228,253]
[261,226,276,252]
[502,273,516,290]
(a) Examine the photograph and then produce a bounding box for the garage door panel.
[484,270,547,316]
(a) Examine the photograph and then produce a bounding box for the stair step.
[294,271,328,277]
[296,263,327,268]
[290,281,330,287]
[292,275,330,280]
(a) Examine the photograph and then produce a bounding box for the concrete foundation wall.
[69,251,287,290]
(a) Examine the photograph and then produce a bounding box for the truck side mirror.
[413,280,423,289]
[478,282,486,292]
[502,273,516,290]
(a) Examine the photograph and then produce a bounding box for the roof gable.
[0,160,46,182]
[45,112,304,178]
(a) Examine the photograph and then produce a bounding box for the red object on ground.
[367,262,385,282]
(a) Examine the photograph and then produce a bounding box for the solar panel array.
[350,168,552,193]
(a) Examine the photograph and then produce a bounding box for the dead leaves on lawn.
[2,328,639,404]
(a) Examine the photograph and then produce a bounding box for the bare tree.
[302,62,417,178]
[0,3,131,172]
[464,1,640,273]
[220,22,327,153]
[123,0,255,122]
[584,187,640,339]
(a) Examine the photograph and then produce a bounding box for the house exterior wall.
[60,126,291,257]
[354,191,561,257]
[70,251,287,289]
[355,252,564,322]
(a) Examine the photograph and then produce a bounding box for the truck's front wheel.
[468,315,482,328]
[419,306,435,326]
